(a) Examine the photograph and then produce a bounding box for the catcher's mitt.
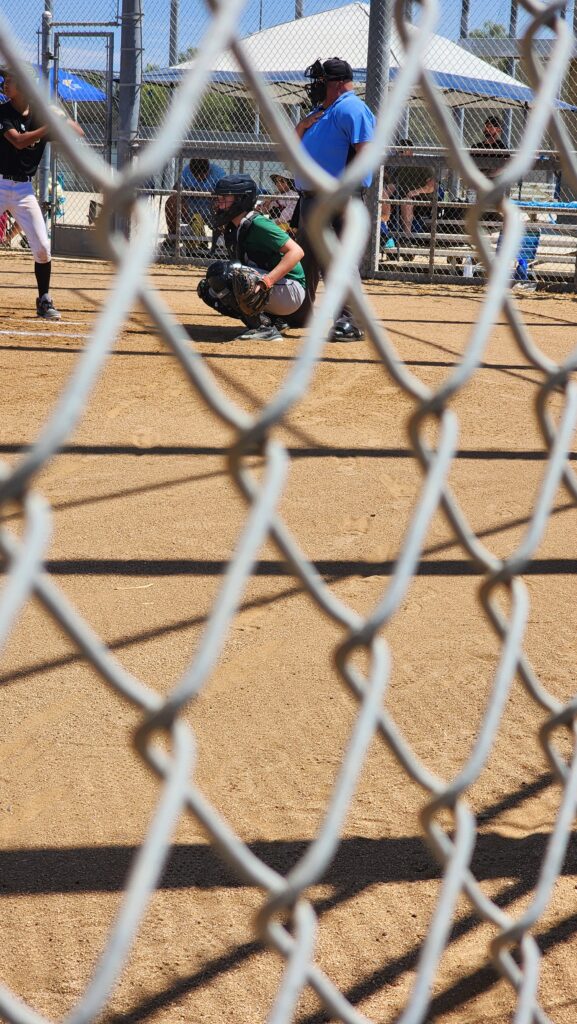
[231,265,271,316]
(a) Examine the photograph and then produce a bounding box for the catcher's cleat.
[236,322,283,341]
[271,318,289,332]
[329,318,364,342]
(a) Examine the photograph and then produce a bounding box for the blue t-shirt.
[180,161,226,221]
[295,91,376,190]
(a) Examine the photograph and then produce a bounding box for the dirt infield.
[1,252,577,1023]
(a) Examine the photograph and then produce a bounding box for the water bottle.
[462,256,474,278]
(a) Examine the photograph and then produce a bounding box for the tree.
[469,19,528,82]
[138,49,257,134]
[470,20,507,38]
[139,79,170,128]
[469,21,509,73]
[177,46,197,65]
[195,92,255,133]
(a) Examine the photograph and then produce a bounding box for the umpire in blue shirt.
[293,57,376,341]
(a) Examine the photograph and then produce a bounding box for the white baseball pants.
[0,177,51,263]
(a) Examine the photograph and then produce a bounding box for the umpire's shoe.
[36,295,61,321]
[329,317,364,342]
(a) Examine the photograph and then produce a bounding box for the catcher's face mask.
[304,59,327,106]
[210,174,258,228]
[211,194,238,229]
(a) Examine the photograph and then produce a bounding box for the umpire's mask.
[304,57,354,107]
[304,59,327,106]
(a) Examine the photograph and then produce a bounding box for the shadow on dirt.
[2,771,575,1023]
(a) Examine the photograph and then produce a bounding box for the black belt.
[0,173,31,182]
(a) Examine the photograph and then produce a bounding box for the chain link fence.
[2,0,577,1022]
[4,0,577,285]
[136,0,577,284]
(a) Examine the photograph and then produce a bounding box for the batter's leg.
[11,185,61,320]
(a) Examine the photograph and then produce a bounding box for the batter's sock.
[35,261,51,299]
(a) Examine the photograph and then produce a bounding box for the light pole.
[38,0,53,218]
[503,0,518,148]
[118,0,142,171]
[169,0,179,64]
[448,0,470,197]
[398,0,412,140]
[363,0,394,276]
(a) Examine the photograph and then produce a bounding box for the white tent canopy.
[144,2,544,109]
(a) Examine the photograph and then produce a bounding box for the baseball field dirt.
[1,252,577,1023]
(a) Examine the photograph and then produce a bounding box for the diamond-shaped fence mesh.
[5,0,577,282]
[2,0,577,1022]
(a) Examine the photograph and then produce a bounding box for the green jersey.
[243,214,305,286]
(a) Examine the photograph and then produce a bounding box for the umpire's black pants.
[287,191,365,329]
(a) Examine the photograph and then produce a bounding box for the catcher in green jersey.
[197,173,306,341]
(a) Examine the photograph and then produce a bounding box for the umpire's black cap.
[322,57,353,81]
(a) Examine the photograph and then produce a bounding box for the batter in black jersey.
[0,101,47,177]
[0,67,83,320]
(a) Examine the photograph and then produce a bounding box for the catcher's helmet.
[211,173,258,228]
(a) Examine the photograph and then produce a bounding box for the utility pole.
[118,0,142,171]
[449,0,470,196]
[363,0,394,277]
[460,0,470,41]
[556,0,577,208]
[38,0,53,217]
[169,0,179,65]
[503,0,518,148]
[398,0,412,140]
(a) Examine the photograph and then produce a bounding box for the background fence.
[3,0,577,280]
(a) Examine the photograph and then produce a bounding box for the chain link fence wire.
[135,0,577,278]
[6,0,577,282]
[2,0,577,1022]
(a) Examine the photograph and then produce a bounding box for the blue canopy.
[0,67,106,103]
[144,64,574,111]
[50,68,106,102]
